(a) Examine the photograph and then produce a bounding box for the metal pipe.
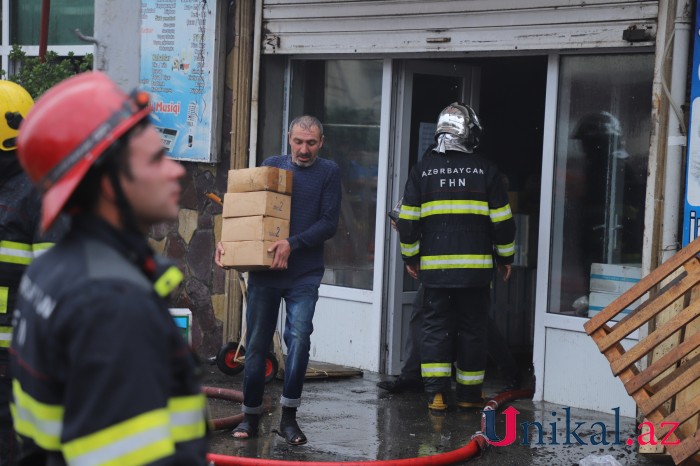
[661,0,693,263]
[2,0,10,74]
[39,0,51,62]
[248,0,263,168]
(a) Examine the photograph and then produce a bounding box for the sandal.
[231,414,259,440]
[277,420,307,445]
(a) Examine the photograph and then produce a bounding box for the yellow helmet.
[0,80,34,152]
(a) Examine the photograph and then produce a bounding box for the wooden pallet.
[584,237,700,466]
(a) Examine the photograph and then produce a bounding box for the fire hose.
[204,386,246,431]
[205,386,534,466]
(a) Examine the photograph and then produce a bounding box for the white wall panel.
[309,295,381,370]
[543,327,637,417]
[262,0,658,54]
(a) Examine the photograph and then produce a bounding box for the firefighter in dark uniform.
[9,71,208,465]
[397,102,516,411]
[0,80,66,466]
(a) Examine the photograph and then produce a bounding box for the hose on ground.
[205,386,535,466]
[204,386,245,431]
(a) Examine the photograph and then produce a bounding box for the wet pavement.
[203,364,665,465]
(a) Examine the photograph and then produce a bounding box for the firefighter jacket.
[397,149,515,288]
[9,214,208,465]
[0,155,63,356]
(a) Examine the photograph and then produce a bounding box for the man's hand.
[215,242,229,269]
[499,264,512,282]
[269,239,291,270]
[405,263,419,280]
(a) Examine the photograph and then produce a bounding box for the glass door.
[384,60,479,373]
[547,54,653,320]
[289,59,384,290]
[532,53,654,413]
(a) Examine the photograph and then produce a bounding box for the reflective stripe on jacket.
[0,164,62,340]
[397,149,516,288]
[10,215,207,465]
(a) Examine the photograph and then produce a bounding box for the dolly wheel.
[216,342,245,376]
[264,352,279,384]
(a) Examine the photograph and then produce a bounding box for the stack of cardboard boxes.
[219,167,293,270]
[587,263,642,322]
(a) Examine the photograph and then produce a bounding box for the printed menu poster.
[683,0,700,245]
[140,0,219,162]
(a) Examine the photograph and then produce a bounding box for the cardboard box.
[222,216,289,242]
[227,167,293,195]
[220,241,275,270]
[223,192,291,219]
[589,263,642,294]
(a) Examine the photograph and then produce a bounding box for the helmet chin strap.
[107,168,143,234]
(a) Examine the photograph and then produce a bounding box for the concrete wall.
[93,0,140,90]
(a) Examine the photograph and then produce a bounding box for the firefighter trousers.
[421,286,489,402]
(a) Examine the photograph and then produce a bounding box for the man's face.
[121,124,185,229]
[289,124,323,167]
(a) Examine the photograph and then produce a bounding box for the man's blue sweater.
[248,155,341,288]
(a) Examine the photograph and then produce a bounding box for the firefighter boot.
[457,385,485,410]
[457,399,484,410]
[427,392,447,412]
[377,377,423,393]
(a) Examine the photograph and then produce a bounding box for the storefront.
[254,0,666,417]
[0,1,94,76]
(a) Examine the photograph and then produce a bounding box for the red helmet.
[17,71,151,232]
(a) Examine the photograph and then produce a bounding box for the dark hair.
[64,119,147,214]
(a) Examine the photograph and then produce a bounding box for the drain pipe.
[661,0,692,262]
[206,388,534,466]
[39,0,51,62]
[247,0,263,168]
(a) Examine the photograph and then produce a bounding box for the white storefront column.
[94,0,141,90]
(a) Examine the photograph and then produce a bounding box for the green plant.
[2,44,92,99]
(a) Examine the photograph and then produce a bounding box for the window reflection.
[549,54,652,317]
[11,0,94,45]
[290,59,382,290]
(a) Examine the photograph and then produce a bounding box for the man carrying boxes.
[215,115,341,445]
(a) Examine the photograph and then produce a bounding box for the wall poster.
[140,0,222,162]
[683,0,700,245]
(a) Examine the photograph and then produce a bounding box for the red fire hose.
[205,386,534,466]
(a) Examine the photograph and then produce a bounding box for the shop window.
[11,0,94,45]
[548,54,653,318]
[290,59,383,290]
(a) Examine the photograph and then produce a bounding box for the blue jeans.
[241,284,319,414]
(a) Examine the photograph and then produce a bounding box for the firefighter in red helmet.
[0,80,67,466]
[10,71,207,465]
